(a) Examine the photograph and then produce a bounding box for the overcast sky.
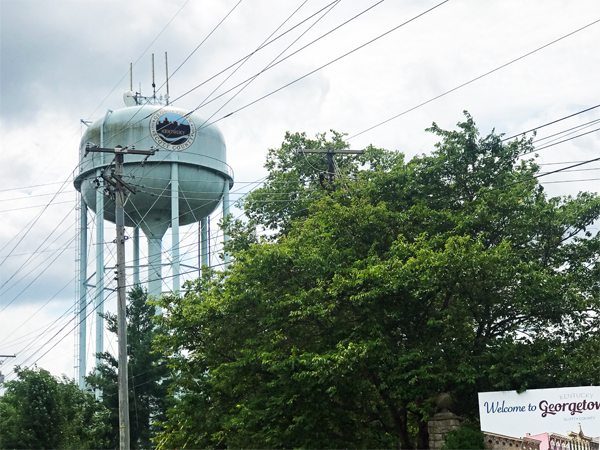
[1,0,600,386]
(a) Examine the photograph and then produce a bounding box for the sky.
[1,0,600,387]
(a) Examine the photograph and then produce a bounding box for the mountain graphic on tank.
[156,113,191,145]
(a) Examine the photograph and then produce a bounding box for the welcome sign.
[478,386,600,437]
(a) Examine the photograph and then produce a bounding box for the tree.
[86,285,169,449]
[0,366,110,449]
[442,428,486,450]
[153,114,600,449]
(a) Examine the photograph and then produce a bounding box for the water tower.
[74,88,233,388]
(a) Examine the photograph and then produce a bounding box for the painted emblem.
[149,109,196,151]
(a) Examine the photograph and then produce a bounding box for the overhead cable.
[197,0,450,130]
[503,104,600,142]
[347,18,600,141]
[169,0,340,103]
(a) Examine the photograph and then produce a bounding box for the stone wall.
[428,415,461,450]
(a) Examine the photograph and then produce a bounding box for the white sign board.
[478,386,600,437]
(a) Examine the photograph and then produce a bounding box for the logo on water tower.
[149,109,196,151]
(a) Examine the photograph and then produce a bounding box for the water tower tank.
[74,104,233,296]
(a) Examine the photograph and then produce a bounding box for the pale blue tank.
[74,104,233,237]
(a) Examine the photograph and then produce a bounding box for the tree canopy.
[86,285,169,449]
[0,366,110,449]
[153,114,600,449]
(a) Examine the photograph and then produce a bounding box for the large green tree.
[153,114,600,449]
[0,366,110,449]
[86,285,169,449]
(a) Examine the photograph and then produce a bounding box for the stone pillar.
[428,393,461,450]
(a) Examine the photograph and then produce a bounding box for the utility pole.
[85,144,155,450]
[297,147,365,190]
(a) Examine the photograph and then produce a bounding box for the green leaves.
[0,367,110,449]
[154,115,600,448]
[85,286,170,449]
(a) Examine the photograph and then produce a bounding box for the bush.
[442,428,486,450]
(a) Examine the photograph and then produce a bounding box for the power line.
[1,203,77,293]
[0,207,106,351]
[84,0,190,121]
[467,156,600,201]
[110,0,245,138]
[0,177,264,321]
[97,0,393,151]
[0,229,76,306]
[3,234,243,381]
[92,0,382,191]
[4,280,117,381]
[0,200,74,214]
[0,172,270,368]
[0,181,65,194]
[8,239,118,371]
[538,160,592,166]
[0,190,76,203]
[541,177,600,185]
[503,105,600,142]
[183,0,385,112]
[1,0,188,243]
[169,0,340,104]
[0,163,83,266]
[0,235,78,314]
[533,118,600,149]
[197,0,451,130]
[347,18,600,141]
[192,0,317,126]
[2,262,115,376]
[164,0,243,87]
[524,126,600,156]
[0,152,260,380]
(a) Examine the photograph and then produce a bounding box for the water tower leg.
[200,217,208,271]
[78,197,87,390]
[133,227,140,286]
[147,236,162,300]
[95,172,105,399]
[171,162,180,292]
[223,183,231,266]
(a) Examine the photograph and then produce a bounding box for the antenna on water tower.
[152,53,156,99]
[165,52,170,105]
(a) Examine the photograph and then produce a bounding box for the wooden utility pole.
[86,144,155,450]
[297,147,365,190]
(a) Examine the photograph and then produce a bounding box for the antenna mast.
[152,54,156,99]
[130,63,133,91]
[165,52,170,105]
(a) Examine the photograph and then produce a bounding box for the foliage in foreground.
[441,428,486,450]
[86,285,169,449]
[0,366,110,449]
[153,114,600,449]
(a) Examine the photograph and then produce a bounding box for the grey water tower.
[74,94,233,388]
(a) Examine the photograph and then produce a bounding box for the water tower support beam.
[223,183,231,266]
[171,160,180,292]
[148,237,162,299]
[200,217,208,271]
[78,198,87,389]
[133,227,140,285]
[95,170,105,396]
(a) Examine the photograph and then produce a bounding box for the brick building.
[483,425,598,450]
[528,425,599,450]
